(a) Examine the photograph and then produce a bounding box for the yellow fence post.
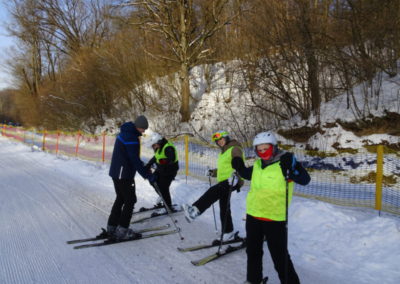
[75,131,81,157]
[56,131,60,155]
[102,132,106,163]
[185,135,189,182]
[375,145,384,213]
[42,130,47,151]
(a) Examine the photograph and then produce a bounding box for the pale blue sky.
[0,4,15,90]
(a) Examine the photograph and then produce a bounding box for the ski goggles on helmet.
[211,131,228,142]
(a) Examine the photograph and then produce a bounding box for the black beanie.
[134,115,149,129]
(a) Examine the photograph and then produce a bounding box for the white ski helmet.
[253,131,277,147]
[149,132,163,146]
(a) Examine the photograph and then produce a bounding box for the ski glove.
[148,173,157,184]
[232,178,244,192]
[280,152,299,179]
[229,172,243,192]
[206,168,217,178]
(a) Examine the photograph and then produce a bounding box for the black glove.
[148,172,157,184]
[232,157,245,171]
[144,163,152,173]
[229,172,243,192]
[232,178,244,192]
[280,152,297,179]
[145,157,156,171]
[207,168,217,178]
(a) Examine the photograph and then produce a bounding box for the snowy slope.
[100,63,399,154]
[1,136,400,284]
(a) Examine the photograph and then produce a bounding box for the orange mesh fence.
[75,133,104,162]
[44,132,59,153]
[2,125,399,216]
[2,126,27,143]
[104,135,116,163]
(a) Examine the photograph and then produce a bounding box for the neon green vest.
[216,146,245,182]
[155,142,178,164]
[216,147,236,182]
[246,159,294,221]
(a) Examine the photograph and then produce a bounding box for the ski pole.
[152,181,185,240]
[217,174,236,255]
[207,167,218,233]
[284,169,289,284]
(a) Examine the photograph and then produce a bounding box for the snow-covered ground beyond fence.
[0,136,399,284]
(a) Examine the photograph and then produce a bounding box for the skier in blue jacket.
[107,115,156,240]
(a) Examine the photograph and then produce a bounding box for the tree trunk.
[179,0,190,122]
[179,64,190,122]
[307,48,320,117]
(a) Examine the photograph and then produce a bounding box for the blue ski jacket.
[109,122,149,180]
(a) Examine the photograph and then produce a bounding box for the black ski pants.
[154,173,175,207]
[246,214,300,284]
[193,180,234,234]
[107,178,137,228]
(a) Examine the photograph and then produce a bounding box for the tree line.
[1,0,399,136]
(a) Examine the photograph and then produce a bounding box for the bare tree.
[237,0,328,123]
[5,0,113,128]
[114,0,243,122]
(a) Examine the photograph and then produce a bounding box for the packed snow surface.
[0,136,399,284]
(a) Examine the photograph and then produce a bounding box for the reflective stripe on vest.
[246,159,294,221]
[155,141,178,164]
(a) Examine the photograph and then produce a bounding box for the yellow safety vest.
[246,159,294,221]
[155,142,178,164]
[217,147,235,182]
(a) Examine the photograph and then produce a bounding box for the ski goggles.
[211,131,228,142]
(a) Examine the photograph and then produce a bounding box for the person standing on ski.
[183,130,244,241]
[232,131,310,284]
[145,132,179,211]
[107,115,156,241]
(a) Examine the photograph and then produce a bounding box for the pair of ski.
[133,204,181,215]
[130,205,183,224]
[178,233,247,266]
[133,204,165,214]
[67,224,179,249]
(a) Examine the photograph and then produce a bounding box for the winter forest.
[0,0,399,144]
